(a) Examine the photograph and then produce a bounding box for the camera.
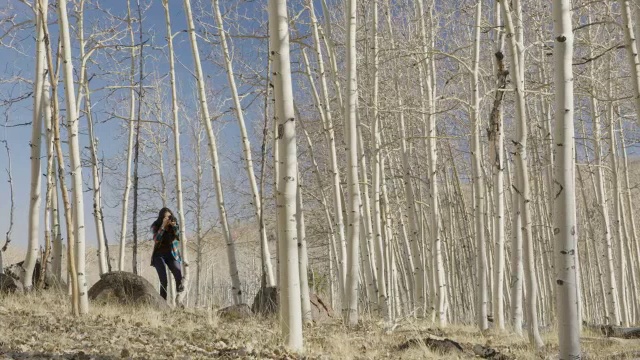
[169,215,177,223]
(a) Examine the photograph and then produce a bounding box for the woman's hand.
[162,217,171,229]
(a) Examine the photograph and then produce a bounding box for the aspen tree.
[500,0,544,347]
[471,1,487,331]
[489,1,507,329]
[552,0,581,356]
[345,2,363,317]
[212,0,274,287]
[370,0,390,322]
[269,0,303,349]
[23,0,47,290]
[305,0,347,298]
[118,1,137,271]
[297,172,312,324]
[58,0,89,314]
[162,0,189,302]
[183,0,243,304]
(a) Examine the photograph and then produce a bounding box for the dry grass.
[0,290,638,359]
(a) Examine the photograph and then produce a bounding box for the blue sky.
[0,0,281,252]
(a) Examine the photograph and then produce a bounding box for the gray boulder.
[88,271,169,310]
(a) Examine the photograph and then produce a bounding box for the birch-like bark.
[500,0,543,347]
[212,0,274,287]
[471,1,487,331]
[345,0,362,325]
[619,0,640,121]
[118,4,137,271]
[76,0,107,274]
[370,0,390,322]
[162,0,189,303]
[183,0,243,304]
[306,0,347,297]
[23,0,47,290]
[552,1,581,356]
[269,0,303,349]
[58,0,88,314]
[297,173,312,324]
[489,17,507,329]
[609,102,628,326]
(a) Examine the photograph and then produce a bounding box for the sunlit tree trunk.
[162,0,189,303]
[500,0,543,347]
[305,0,347,299]
[23,0,47,290]
[297,173,312,324]
[489,8,507,330]
[269,0,303,349]
[370,0,390,322]
[344,0,362,327]
[118,3,137,272]
[183,0,243,304]
[552,1,581,356]
[58,0,89,314]
[213,0,274,287]
[471,1,487,331]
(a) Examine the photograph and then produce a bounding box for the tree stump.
[251,286,278,316]
[88,271,169,310]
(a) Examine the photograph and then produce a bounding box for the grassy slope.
[1,291,639,359]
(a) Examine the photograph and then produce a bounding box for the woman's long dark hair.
[151,207,175,233]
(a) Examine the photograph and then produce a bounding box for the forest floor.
[0,291,638,359]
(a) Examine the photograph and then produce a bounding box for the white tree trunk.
[489,5,507,329]
[344,0,362,327]
[162,0,189,304]
[370,0,390,322]
[59,0,89,314]
[471,1,488,331]
[269,0,303,349]
[297,173,312,324]
[118,6,137,272]
[305,0,347,299]
[500,0,543,347]
[183,0,243,304]
[23,0,47,290]
[212,0,274,287]
[552,1,581,356]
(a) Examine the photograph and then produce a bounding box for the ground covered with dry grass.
[0,290,638,359]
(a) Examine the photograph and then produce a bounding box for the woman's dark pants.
[151,253,183,300]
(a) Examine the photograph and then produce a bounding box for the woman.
[150,207,184,300]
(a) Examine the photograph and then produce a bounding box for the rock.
[309,293,334,323]
[251,286,278,316]
[88,271,169,310]
[217,304,252,320]
[0,273,22,293]
[3,260,64,290]
[472,344,513,360]
[397,337,464,354]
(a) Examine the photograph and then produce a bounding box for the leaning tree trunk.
[23,0,47,290]
[269,0,303,350]
[500,0,543,347]
[306,0,347,300]
[76,0,108,275]
[213,0,274,287]
[58,0,89,315]
[183,0,243,304]
[552,1,581,357]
